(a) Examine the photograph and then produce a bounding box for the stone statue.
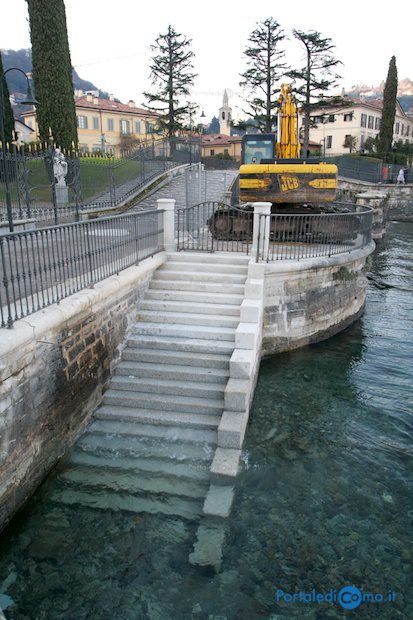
[53,148,68,186]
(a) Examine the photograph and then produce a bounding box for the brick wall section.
[0,255,165,531]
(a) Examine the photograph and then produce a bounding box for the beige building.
[201,134,242,160]
[305,99,413,156]
[22,93,160,156]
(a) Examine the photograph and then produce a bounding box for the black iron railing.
[256,204,374,262]
[0,210,164,328]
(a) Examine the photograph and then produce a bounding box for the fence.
[0,210,164,328]
[256,203,374,262]
[0,137,201,229]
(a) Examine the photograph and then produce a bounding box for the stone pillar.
[251,202,272,260]
[157,198,176,252]
[355,191,386,240]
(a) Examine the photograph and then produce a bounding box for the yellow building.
[22,93,161,156]
[201,134,242,161]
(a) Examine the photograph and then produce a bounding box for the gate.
[176,201,252,253]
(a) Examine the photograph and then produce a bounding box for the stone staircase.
[51,252,249,526]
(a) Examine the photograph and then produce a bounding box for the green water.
[0,222,412,619]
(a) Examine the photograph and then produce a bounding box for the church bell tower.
[219,90,232,135]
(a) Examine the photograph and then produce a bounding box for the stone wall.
[261,243,375,356]
[0,253,165,531]
[338,179,413,222]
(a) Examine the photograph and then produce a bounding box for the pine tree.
[239,17,286,133]
[0,51,15,145]
[144,25,196,138]
[26,0,78,149]
[377,56,398,161]
[287,30,341,157]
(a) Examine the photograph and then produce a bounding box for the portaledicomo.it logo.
[275,585,396,610]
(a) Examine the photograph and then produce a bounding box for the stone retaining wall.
[0,253,165,531]
[338,178,413,222]
[261,243,375,356]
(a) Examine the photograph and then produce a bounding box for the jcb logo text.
[278,175,299,192]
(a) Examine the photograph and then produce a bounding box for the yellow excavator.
[208,84,339,240]
[239,83,337,205]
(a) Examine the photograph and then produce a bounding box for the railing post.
[157,198,176,252]
[252,202,272,261]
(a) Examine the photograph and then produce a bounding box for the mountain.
[1,48,105,98]
[346,78,413,113]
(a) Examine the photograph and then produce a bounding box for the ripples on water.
[0,223,412,619]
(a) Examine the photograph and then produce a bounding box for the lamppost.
[0,67,37,231]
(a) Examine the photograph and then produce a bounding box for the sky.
[1,0,411,123]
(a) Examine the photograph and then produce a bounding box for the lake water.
[0,222,412,619]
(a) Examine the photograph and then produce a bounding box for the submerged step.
[50,487,202,520]
[59,466,209,500]
[95,405,221,430]
[89,418,218,445]
[70,450,211,482]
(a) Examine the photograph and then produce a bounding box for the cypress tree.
[26,0,78,149]
[377,56,398,161]
[0,51,15,145]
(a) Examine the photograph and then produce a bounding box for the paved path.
[133,169,238,211]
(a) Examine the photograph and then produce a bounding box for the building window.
[146,123,155,134]
[407,126,410,137]
[361,114,367,128]
[368,115,374,129]
[326,135,332,149]
[77,115,88,129]
[344,112,353,122]
[121,119,130,135]
[224,149,229,156]
[135,121,141,134]
[210,149,215,156]
[107,118,114,131]
[375,117,380,130]
[328,114,335,123]
[395,122,400,134]
[93,116,99,130]
[401,124,405,136]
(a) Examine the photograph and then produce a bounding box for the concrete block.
[230,348,258,380]
[240,299,262,324]
[235,322,260,350]
[244,278,264,299]
[203,484,234,518]
[210,447,241,483]
[225,378,250,412]
[218,410,249,449]
[189,521,226,571]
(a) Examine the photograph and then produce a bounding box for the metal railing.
[0,210,164,328]
[177,201,251,253]
[256,204,374,262]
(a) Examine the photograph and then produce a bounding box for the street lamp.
[0,67,37,231]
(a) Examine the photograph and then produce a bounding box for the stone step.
[95,405,221,430]
[149,280,245,295]
[122,348,230,369]
[161,261,248,275]
[70,450,211,482]
[153,270,247,285]
[145,289,244,306]
[130,322,236,342]
[103,389,224,415]
[166,252,250,266]
[109,375,225,400]
[136,310,239,329]
[59,467,209,500]
[115,360,229,384]
[50,487,202,520]
[77,431,215,462]
[126,334,235,355]
[140,298,242,316]
[89,418,218,445]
